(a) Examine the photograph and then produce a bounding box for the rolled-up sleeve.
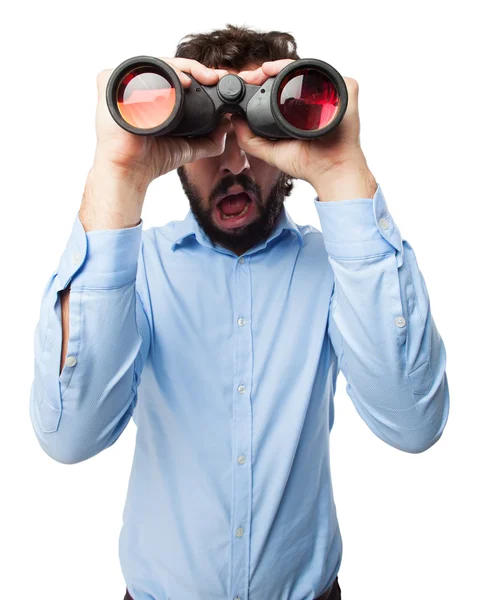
[29,213,151,464]
[315,183,450,453]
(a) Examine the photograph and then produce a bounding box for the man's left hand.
[231,59,377,200]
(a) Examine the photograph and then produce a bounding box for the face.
[176,64,294,256]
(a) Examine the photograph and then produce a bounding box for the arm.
[228,61,449,452]
[314,176,450,454]
[29,167,151,464]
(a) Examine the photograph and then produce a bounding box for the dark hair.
[174,23,299,197]
[174,23,301,71]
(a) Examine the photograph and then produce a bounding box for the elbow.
[31,419,125,465]
[374,417,448,454]
[382,373,450,454]
[32,427,120,465]
[30,390,132,465]
[406,370,450,454]
[396,426,447,454]
[35,436,95,465]
[29,387,90,464]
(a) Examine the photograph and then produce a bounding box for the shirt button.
[237,385,245,394]
[237,454,246,465]
[72,251,82,265]
[235,527,244,537]
[65,356,77,367]
[237,317,246,327]
[239,257,245,264]
[379,217,389,230]
[395,316,406,327]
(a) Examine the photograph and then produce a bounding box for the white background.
[1,1,477,598]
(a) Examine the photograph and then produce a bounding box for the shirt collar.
[170,204,304,254]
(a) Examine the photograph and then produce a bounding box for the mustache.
[210,176,261,206]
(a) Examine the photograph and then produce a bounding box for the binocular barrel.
[106,56,348,140]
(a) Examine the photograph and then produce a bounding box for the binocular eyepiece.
[106,56,348,141]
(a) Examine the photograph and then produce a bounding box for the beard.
[176,166,295,254]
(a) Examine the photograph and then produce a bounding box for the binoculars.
[106,55,348,141]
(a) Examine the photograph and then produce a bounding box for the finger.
[230,114,275,164]
[344,76,359,97]
[208,115,232,145]
[237,58,296,85]
[260,59,296,77]
[261,59,296,74]
[96,69,113,94]
[184,116,232,162]
[158,57,226,87]
[236,66,268,86]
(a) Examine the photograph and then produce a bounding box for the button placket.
[231,255,253,599]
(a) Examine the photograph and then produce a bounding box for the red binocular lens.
[116,67,177,130]
[276,67,340,131]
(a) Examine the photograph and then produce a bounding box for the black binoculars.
[106,55,348,141]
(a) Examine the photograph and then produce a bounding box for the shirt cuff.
[314,183,404,266]
[55,212,143,291]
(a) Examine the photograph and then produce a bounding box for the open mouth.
[214,192,258,229]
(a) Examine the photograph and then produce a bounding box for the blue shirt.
[30,183,449,600]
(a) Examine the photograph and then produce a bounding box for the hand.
[231,59,372,190]
[93,58,232,188]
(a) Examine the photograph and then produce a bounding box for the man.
[30,24,449,600]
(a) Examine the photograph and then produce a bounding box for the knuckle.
[182,140,194,164]
[96,69,111,87]
[347,77,359,92]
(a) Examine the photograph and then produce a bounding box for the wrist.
[311,155,377,202]
[90,156,152,195]
[79,164,147,232]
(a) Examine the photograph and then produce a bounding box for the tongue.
[219,193,249,216]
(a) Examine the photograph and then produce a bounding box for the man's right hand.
[93,57,232,187]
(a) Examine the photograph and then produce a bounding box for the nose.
[219,113,251,176]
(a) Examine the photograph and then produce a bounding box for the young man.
[30,23,449,600]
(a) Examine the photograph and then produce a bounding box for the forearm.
[58,163,148,374]
[30,210,148,464]
[328,242,449,452]
[315,182,449,453]
[79,161,149,232]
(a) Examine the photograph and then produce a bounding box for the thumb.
[184,116,231,162]
[230,113,275,163]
